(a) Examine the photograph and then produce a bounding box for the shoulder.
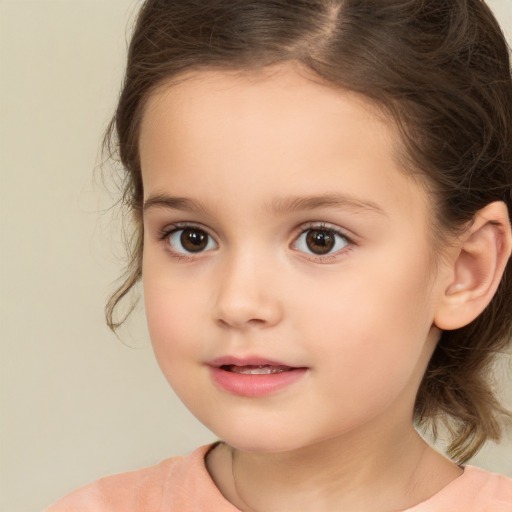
[457,466,512,504]
[44,444,234,512]
[465,466,512,509]
[44,456,178,512]
[410,465,512,512]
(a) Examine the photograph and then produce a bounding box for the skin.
[139,64,465,512]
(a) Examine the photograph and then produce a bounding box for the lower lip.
[209,366,307,397]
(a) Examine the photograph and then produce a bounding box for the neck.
[207,423,462,512]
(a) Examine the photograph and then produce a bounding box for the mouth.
[220,364,294,375]
[208,356,308,397]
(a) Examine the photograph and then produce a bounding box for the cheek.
[145,285,201,342]
[294,252,436,391]
[142,255,209,368]
[143,275,213,409]
[298,254,433,341]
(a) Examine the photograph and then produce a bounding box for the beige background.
[0,1,511,511]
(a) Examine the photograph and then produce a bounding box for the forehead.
[144,65,385,117]
[138,65,431,225]
[141,65,391,149]
[140,66,394,174]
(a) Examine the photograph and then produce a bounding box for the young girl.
[47,0,512,510]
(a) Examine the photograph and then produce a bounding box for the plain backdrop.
[1,1,511,511]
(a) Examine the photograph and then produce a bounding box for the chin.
[210,423,316,454]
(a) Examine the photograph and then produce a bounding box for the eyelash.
[157,222,354,263]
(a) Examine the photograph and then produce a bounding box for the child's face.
[140,65,447,453]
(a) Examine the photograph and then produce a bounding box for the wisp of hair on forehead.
[103,0,512,463]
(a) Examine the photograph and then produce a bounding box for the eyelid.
[294,221,354,244]
[159,221,216,239]
[291,221,354,262]
[158,222,219,258]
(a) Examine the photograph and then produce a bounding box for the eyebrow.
[267,193,386,216]
[143,193,386,216]
[143,194,212,215]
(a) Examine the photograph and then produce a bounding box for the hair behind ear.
[416,201,512,462]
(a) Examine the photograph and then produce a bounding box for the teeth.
[224,365,290,375]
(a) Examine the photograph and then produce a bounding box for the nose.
[213,251,283,330]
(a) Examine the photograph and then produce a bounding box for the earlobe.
[434,201,512,331]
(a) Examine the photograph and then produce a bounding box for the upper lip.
[208,356,301,368]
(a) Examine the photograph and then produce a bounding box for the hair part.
[104,0,512,462]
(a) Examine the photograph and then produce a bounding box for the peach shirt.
[46,443,512,512]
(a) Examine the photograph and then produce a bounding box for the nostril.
[216,315,268,329]
[216,318,230,328]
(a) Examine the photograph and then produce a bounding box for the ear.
[434,201,512,331]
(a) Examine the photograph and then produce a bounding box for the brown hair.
[104,0,512,463]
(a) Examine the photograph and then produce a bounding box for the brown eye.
[305,229,335,255]
[168,227,217,254]
[181,228,208,252]
[294,226,349,257]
